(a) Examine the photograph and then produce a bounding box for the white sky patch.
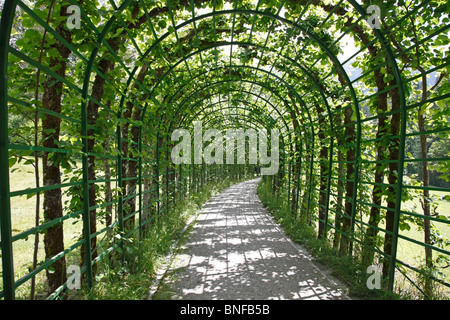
[337,34,362,82]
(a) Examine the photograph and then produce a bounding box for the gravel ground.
[150,178,350,300]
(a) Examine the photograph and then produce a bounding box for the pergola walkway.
[150,178,349,300]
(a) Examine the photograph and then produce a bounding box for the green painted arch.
[171,77,294,122]
[154,40,339,129]
[184,101,279,130]
[189,101,290,150]
[118,9,363,139]
[167,84,301,152]
[198,111,289,155]
[175,84,297,135]
[132,8,360,105]
[162,68,316,141]
[139,40,336,118]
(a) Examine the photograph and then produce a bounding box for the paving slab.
[151,178,350,300]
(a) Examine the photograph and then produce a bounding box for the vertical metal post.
[202,163,205,186]
[81,142,93,292]
[347,0,407,290]
[117,124,124,234]
[385,39,407,295]
[295,140,302,215]
[287,161,291,208]
[165,136,169,210]
[306,136,314,225]
[193,163,196,193]
[173,164,176,207]
[179,163,181,198]
[0,0,17,300]
[156,132,160,217]
[138,126,143,238]
[189,163,192,194]
[77,4,126,295]
[80,53,98,296]
[348,141,360,256]
[324,139,334,236]
[77,5,127,293]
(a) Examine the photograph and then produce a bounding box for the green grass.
[393,189,450,299]
[7,159,87,299]
[354,184,450,298]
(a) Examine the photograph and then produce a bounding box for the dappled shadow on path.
[156,179,348,300]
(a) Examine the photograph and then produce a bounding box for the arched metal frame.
[1,0,449,299]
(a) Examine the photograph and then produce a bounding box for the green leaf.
[9,157,17,168]
[158,20,167,29]
[23,29,41,41]
[399,221,411,231]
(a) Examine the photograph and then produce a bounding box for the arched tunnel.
[0,0,449,300]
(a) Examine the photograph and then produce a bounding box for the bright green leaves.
[16,28,41,49]
[158,19,167,30]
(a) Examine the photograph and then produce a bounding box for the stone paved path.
[151,178,350,300]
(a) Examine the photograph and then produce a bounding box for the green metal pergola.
[1,0,449,299]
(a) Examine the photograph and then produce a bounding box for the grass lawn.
[352,180,450,297]
[5,159,103,298]
[395,188,450,297]
[396,180,450,265]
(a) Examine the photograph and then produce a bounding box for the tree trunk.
[80,2,146,266]
[123,65,149,233]
[31,0,56,299]
[291,138,301,216]
[299,139,311,223]
[382,75,401,279]
[339,105,356,256]
[418,73,433,298]
[333,113,344,249]
[41,5,72,296]
[317,104,328,239]
[81,45,118,274]
[102,102,113,227]
[362,67,389,268]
